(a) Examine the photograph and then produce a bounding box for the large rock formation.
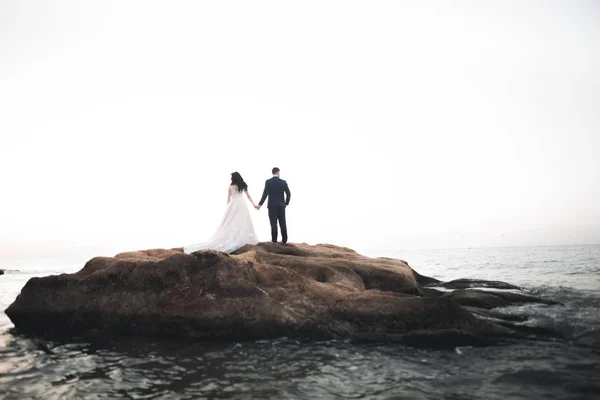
[5,243,561,347]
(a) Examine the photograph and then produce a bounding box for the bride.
[184,172,260,254]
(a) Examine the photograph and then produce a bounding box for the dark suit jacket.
[259,177,291,209]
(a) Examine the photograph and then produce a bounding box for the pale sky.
[1,1,599,263]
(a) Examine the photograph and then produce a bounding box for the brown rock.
[4,243,519,344]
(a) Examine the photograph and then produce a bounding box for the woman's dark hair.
[231,172,248,192]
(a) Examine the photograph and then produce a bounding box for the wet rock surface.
[6,243,564,347]
[434,278,521,290]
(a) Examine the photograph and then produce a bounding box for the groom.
[257,167,291,244]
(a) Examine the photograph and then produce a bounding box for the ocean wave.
[529,285,600,304]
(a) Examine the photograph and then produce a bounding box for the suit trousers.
[268,206,287,244]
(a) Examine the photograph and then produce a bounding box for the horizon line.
[360,242,600,253]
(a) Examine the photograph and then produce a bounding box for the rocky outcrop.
[5,243,561,346]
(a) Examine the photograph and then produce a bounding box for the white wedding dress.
[184,186,259,254]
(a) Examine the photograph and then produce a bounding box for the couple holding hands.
[184,167,291,254]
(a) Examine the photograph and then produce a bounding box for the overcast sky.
[1,0,599,263]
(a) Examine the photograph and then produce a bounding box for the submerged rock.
[446,289,561,309]
[463,306,529,323]
[445,289,512,309]
[435,279,521,290]
[5,243,561,347]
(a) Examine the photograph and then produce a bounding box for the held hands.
[255,205,261,210]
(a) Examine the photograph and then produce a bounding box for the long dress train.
[184,186,259,254]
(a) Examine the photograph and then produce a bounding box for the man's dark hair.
[272,167,280,175]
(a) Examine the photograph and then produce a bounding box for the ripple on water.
[1,326,599,399]
[2,245,600,399]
